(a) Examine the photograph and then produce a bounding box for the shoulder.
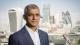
[38,29,48,35]
[9,27,25,39]
[8,29,24,45]
[9,30,22,39]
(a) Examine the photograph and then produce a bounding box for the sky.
[0,0,80,25]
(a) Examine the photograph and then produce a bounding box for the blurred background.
[0,0,80,45]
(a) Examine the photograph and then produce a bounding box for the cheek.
[27,17,33,20]
[38,18,40,21]
[25,18,31,22]
[37,17,40,20]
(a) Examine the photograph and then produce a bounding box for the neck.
[26,24,37,32]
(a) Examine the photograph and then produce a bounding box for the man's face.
[25,9,40,27]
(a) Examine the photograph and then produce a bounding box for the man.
[8,4,49,45]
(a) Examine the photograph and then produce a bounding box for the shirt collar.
[25,25,38,33]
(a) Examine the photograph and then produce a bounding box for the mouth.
[31,20,39,23]
[32,20,38,22]
[32,21,38,23]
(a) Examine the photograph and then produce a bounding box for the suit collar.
[25,25,38,33]
[21,26,43,45]
[38,30,43,45]
[22,26,34,45]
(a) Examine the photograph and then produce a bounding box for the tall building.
[62,11,72,24]
[57,11,72,33]
[8,8,23,34]
[43,4,50,23]
[59,11,72,28]
[39,4,51,33]
[49,16,55,24]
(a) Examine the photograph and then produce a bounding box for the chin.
[31,24,38,27]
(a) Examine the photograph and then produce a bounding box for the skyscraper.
[8,8,23,34]
[43,4,50,23]
[49,16,55,24]
[62,11,72,24]
[39,4,51,33]
[58,11,72,33]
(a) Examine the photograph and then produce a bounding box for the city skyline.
[0,1,80,45]
[0,0,80,26]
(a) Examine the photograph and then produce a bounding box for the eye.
[28,14,33,16]
[28,14,32,16]
[36,14,40,16]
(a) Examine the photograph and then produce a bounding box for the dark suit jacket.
[8,26,49,45]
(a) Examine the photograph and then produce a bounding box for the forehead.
[28,9,40,13]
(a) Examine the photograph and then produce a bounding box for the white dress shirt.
[25,25,41,45]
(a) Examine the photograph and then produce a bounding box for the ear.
[23,14,26,20]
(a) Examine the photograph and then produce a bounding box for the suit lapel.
[38,30,43,45]
[22,26,34,45]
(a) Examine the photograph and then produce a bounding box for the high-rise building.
[57,11,72,33]
[59,11,72,28]
[43,4,50,23]
[39,4,51,33]
[61,11,72,24]
[8,8,23,34]
[49,16,55,24]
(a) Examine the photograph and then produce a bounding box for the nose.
[32,15,37,20]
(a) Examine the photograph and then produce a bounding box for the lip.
[31,21,39,23]
[32,21,38,22]
[32,20,38,22]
